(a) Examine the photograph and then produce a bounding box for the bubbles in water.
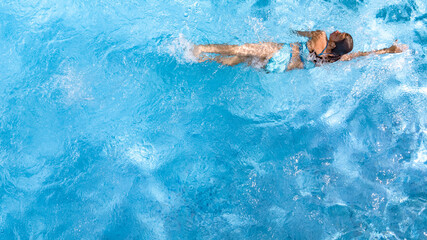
[127,143,160,172]
[167,34,198,63]
[49,66,93,105]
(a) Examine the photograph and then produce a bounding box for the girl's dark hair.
[332,33,353,56]
[319,33,353,64]
[321,54,342,63]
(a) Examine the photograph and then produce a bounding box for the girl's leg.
[194,42,283,59]
[199,55,249,66]
[195,44,240,56]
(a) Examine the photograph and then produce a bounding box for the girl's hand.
[340,54,352,61]
[387,40,408,53]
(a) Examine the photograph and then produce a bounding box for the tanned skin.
[340,40,405,61]
[192,30,407,71]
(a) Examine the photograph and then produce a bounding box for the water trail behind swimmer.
[167,34,198,63]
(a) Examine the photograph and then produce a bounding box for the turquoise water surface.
[0,0,426,239]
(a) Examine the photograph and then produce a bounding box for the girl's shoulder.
[306,31,328,55]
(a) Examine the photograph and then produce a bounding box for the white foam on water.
[400,85,427,96]
[369,231,401,240]
[166,34,198,63]
[406,140,427,170]
[127,143,161,172]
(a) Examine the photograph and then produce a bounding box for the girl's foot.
[192,45,203,59]
[388,40,408,53]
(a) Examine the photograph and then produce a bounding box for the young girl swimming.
[192,30,407,72]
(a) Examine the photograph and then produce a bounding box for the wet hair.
[331,33,353,56]
[319,33,353,64]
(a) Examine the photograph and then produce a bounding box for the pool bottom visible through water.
[0,0,426,239]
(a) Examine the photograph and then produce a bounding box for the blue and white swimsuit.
[265,42,320,73]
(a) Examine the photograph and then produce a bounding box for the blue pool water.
[0,0,426,239]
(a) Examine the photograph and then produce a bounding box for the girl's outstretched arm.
[295,30,324,38]
[340,41,408,61]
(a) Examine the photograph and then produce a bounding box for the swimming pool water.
[0,0,426,239]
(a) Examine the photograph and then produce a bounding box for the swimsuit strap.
[317,40,328,56]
